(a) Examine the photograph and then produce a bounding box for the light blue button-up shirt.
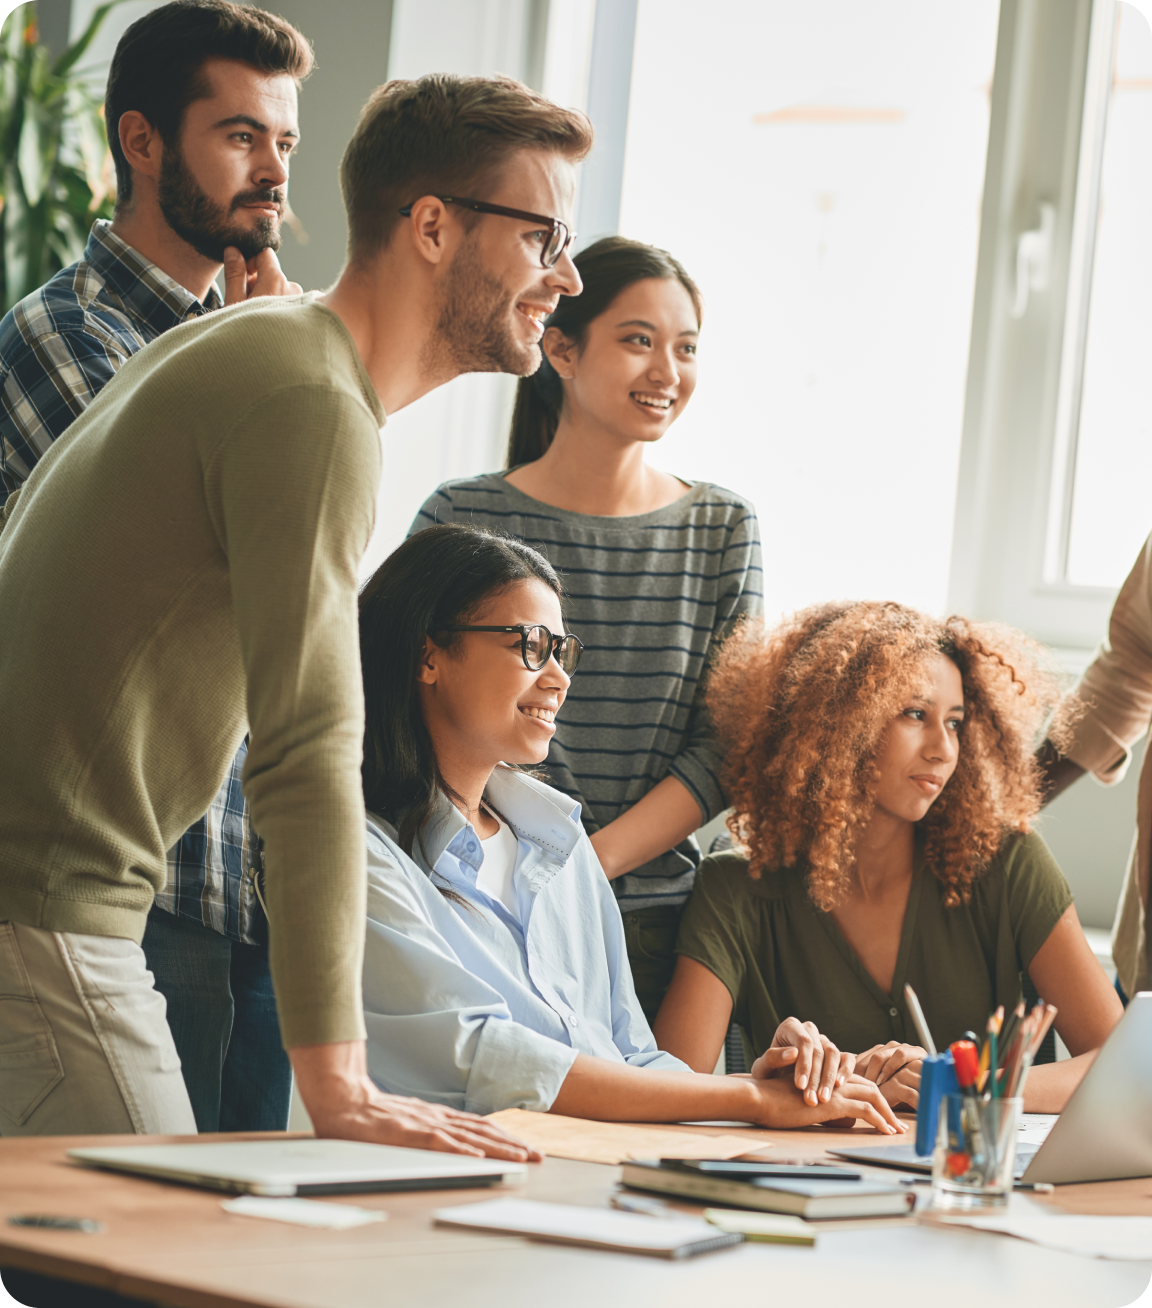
[362,766,688,1114]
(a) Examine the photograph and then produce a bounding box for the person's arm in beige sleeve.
[1039,531,1152,802]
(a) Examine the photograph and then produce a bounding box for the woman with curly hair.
[653,601,1122,1113]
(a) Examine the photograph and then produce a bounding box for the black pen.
[9,1215,103,1233]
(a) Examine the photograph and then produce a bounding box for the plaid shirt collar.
[85,220,223,330]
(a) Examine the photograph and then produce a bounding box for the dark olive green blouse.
[674,831,1072,1061]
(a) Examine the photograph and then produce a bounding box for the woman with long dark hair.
[355,524,903,1132]
[409,238,762,1022]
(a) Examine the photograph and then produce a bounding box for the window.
[1061,4,1152,589]
[619,0,1000,618]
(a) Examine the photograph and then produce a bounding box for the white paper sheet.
[221,1196,387,1229]
[938,1211,1152,1261]
[434,1198,733,1255]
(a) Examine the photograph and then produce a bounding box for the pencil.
[903,983,937,1056]
[999,1001,1025,1063]
[1008,1004,1059,1099]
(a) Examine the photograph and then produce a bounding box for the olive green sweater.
[0,294,383,1048]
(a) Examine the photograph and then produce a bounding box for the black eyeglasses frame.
[436,624,583,674]
[397,196,575,269]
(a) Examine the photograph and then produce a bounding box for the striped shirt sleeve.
[667,509,765,822]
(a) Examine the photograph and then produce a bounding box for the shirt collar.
[416,768,583,890]
[85,220,223,330]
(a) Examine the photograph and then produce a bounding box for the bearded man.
[0,0,311,1135]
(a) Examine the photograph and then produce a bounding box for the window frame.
[947,0,1123,651]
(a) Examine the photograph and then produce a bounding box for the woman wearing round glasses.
[410,238,762,1023]
[355,524,902,1132]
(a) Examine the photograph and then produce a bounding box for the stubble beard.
[158,144,282,263]
[422,238,543,380]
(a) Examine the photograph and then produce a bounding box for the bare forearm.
[1021,1050,1101,1113]
[590,775,705,881]
[550,1053,905,1134]
[550,1054,754,1121]
[653,956,732,1071]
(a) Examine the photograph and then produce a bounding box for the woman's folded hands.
[743,1017,907,1134]
[852,1041,926,1110]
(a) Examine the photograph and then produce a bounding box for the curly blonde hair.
[709,602,1074,911]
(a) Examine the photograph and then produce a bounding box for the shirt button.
[466,842,478,854]
[889,1007,899,1018]
[568,1014,579,1027]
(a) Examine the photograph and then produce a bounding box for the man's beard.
[158,145,282,263]
[423,238,543,379]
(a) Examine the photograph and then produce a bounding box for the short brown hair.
[339,73,593,264]
[107,0,313,205]
[710,602,1075,911]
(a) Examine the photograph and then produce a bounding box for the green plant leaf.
[5,5,32,62]
[51,1,123,78]
[3,164,31,313]
[17,102,46,205]
[74,96,109,198]
[2,3,119,311]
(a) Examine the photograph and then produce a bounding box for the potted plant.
[1,1,120,315]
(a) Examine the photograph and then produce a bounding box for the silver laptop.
[67,1138,527,1197]
[830,991,1152,1186]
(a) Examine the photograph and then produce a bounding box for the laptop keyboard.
[1013,1113,1057,1179]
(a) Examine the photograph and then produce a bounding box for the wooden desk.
[0,1131,1148,1308]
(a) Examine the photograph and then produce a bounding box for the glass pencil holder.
[930,1092,1022,1209]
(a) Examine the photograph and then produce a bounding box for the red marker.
[948,1040,980,1093]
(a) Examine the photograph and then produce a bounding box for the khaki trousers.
[0,920,197,1136]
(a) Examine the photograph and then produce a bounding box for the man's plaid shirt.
[0,220,261,943]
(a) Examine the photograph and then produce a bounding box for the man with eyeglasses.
[0,73,588,1151]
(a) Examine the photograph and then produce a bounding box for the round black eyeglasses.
[398,196,575,270]
[437,624,583,675]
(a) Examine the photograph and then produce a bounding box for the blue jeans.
[141,906,291,1132]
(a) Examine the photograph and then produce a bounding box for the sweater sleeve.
[1063,532,1152,785]
[206,383,381,1048]
[667,506,766,821]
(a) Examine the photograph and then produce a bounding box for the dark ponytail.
[505,236,703,467]
[359,524,563,866]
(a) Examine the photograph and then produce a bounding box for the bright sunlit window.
[1065,2,1152,589]
[620,0,999,620]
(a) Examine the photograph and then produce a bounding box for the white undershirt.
[475,812,519,918]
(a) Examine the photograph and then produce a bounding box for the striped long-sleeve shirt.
[410,475,764,910]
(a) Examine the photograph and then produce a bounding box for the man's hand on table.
[750,1016,857,1106]
[289,1041,542,1162]
[854,1041,926,1110]
[222,246,302,303]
